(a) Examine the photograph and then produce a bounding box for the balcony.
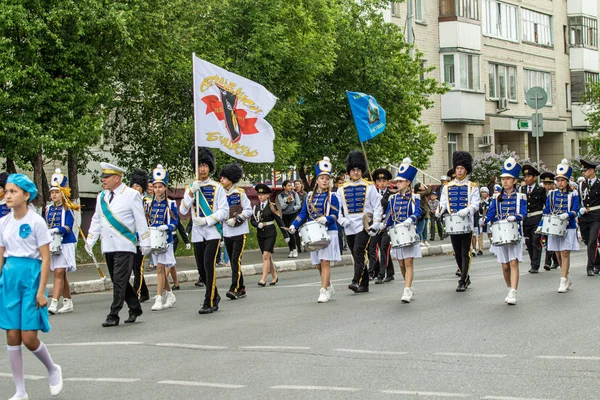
[441,91,485,123]
[439,21,481,51]
[572,103,591,129]
[570,47,599,71]
[567,0,598,17]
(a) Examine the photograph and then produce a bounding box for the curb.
[52,241,490,295]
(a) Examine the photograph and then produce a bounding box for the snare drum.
[389,223,420,248]
[299,221,330,251]
[150,227,169,254]
[491,220,521,246]
[50,233,63,256]
[444,214,472,235]
[540,215,567,237]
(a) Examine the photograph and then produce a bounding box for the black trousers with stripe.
[225,234,246,292]
[450,232,472,284]
[193,239,220,307]
[132,247,149,299]
[105,251,142,321]
[523,217,543,270]
[579,220,600,271]
[347,230,371,287]
[377,233,394,279]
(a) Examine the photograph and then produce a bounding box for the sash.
[196,188,223,235]
[100,192,137,245]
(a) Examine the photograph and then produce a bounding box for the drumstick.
[78,227,106,281]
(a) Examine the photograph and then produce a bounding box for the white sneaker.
[504,288,511,303]
[558,278,567,293]
[506,289,517,305]
[424,241,431,247]
[288,250,294,258]
[292,249,299,258]
[9,393,29,400]
[57,298,73,314]
[49,364,63,396]
[151,295,164,311]
[566,275,573,290]
[401,287,413,303]
[327,284,335,298]
[317,288,330,303]
[48,299,59,315]
[164,291,176,308]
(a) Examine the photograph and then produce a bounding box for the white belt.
[527,211,543,217]
[586,205,600,212]
[260,221,275,227]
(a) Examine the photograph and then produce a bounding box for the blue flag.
[346,91,387,143]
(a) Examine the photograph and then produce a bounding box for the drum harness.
[391,191,416,224]
[495,189,521,221]
[306,190,337,222]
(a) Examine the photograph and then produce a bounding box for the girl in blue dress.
[0,174,63,399]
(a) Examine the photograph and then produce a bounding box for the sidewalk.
[49,236,491,294]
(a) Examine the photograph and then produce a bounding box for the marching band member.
[483,158,527,305]
[437,151,480,292]
[371,168,395,284]
[0,174,63,399]
[384,159,422,303]
[289,157,341,303]
[86,163,150,327]
[537,160,579,292]
[337,150,383,294]
[0,172,10,218]
[220,163,252,300]
[180,147,229,314]
[540,172,559,270]
[148,165,178,311]
[46,169,78,315]
[577,159,600,276]
[129,169,151,302]
[251,184,289,286]
[477,187,491,253]
[520,165,546,274]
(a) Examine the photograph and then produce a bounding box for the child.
[477,187,491,255]
[428,191,443,241]
[0,174,63,399]
[46,168,78,315]
[384,158,422,303]
[148,165,179,311]
[0,172,10,218]
[289,157,341,303]
[483,158,527,305]
[536,160,579,292]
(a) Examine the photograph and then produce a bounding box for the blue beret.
[7,174,38,201]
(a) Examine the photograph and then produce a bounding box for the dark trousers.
[523,218,543,270]
[376,234,394,278]
[430,216,444,240]
[347,230,371,287]
[368,232,382,276]
[450,233,472,283]
[225,234,246,292]
[105,252,142,321]
[132,247,149,299]
[544,249,559,268]
[194,239,220,307]
[579,220,600,271]
[337,223,345,255]
[282,213,297,251]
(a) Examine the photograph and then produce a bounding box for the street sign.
[525,87,546,171]
[517,120,529,130]
[526,87,548,109]
[532,112,544,137]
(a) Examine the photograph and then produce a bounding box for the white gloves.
[284,237,290,243]
[535,226,542,234]
[507,216,516,222]
[479,219,485,226]
[141,246,151,256]
[185,243,191,250]
[457,208,469,217]
[338,217,350,228]
[49,228,60,234]
[371,222,383,232]
[225,218,236,227]
[402,219,413,227]
[559,213,569,221]
[258,222,264,229]
[288,225,296,235]
[191,180,202,193]
[317,216,328,225]
[193,217,207,227]
[579,207,587,216]
[158,225,169,232]
[84,241,94,257]
[368,229,378,237]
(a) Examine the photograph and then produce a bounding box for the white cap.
[100,162,126,177]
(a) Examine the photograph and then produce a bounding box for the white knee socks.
[32,342,60,386]
[7,345,26,397]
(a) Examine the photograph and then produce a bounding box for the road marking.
[159,380,245,389]
[64,377,140,383]
[482,396,554,400]
[271,385,359,392]
[434,352,506,358]
[536,355,600,361]
[381,389,471,397]
[334,348,408,356]
[47,341,144,347]
[240,346,310,350]
[155,343,228,350]
[0,372,45,380]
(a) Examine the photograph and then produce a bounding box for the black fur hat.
[0,172,8,189]
[345,150,367,174]
[129,169,149,193]
[452,151,473,175]
[190,146,216,172]
[446,169,455,180]
[219,163,243,184]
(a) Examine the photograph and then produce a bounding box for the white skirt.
[391,242,422,260]
[51,242,77,272]
[152,245,176,268]
[310,231,342,264]
[490,241,523,263]
[547,229,579,252]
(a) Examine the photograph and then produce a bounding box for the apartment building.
[385,0,599,178]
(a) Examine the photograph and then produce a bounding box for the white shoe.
[327,284,335,298]
[401,287,413,303]
[317,288,330,303]
[292,249,299,258]
[164,291,176,308]
[151,295,164,311]
[424,241,431,247]
[558,278,567,293]
[49,364,63,396]
[48,299,59,315]
[506,289,517,305]
[566,275,572,290]
[57,298,73,314]
[9,394,29,400]
[288,250,294,258]
[504,288,511,303]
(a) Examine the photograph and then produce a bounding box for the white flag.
[192,55,277,163]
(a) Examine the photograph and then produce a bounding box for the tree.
[580,81,600,155]
[471,151,550,187]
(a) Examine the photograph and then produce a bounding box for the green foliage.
[471,151,550,185]
[581,81,600,155]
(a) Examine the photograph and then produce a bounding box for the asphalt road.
[2,249,599,400]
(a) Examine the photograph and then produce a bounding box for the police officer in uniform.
[540,171,560,270]
[578,159,600,276]
[370,168,395,284]
[519,165,546,273]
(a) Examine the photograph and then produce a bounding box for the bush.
[471,151,550,186]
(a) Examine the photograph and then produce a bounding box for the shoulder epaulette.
[470,182,478,187]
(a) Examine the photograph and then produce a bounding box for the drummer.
[148,165,178,312]
[289,157,341,303]
[536,159,579,293]
[483,157,527,305]
[383,158,422,303]
[540,172,560,270]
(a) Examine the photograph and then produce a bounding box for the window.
[439,0,479,20]
[415,0,424,22]
[444,55,455,87]
[391,2,401,17]
[586,71,600,87]
[566,83,571,110]
[448,134,458,166]
[524,69,552,106]
[468,133,475,153]
[569,16,598,49]
[482,0,519,42]
[521,9,553,46]
[489,63,517,100]
[443,53,481,91]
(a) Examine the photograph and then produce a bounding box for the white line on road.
[380,389,471,397]
[334,348,408,356]
[159,380,245,389]
[0,372,45,380]
[482,396,554,400]
[63,377,140,383]
[240,346,310,350]
[434,352,506,358]
[271,385,359,392]
[536,355,600,361]
[47,341,144,347]
[155,343,228,350]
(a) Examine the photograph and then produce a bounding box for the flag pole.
[360,142,374,181]
[192,53,201,215]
